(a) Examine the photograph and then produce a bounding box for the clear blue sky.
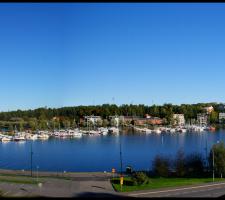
[0,3,225,111]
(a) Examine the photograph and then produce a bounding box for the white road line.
[129,182,225,196]
[3,191,10,196]
[212,192,225,197]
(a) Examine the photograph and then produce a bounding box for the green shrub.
[132,172,149,185]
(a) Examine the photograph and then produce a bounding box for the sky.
[0,3,225,111]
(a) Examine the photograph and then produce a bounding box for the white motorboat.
[13,136,25,141]
[154,129,161,134]
[37,134,49,140]
[108,127,119,134]
[142,128,152,134]
[98,127,108,135]
[1,137,11,142]
[89,130,101,135]
[169,128,176,133]
[73,131,82,138]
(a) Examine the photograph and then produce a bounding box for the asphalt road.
[125,181,225,198]
[0,170,119,197]
[0,169,225,197]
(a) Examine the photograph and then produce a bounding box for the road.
[0,169,225,197]
[124,181,225,198]
[0,170,120,197]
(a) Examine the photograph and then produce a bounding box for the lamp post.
[119,134,123,177]
[36,166,39,183]
[212,147,215,182]
[30,142,33,177]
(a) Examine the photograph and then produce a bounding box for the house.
[134,117,163,126]
[197,113,208,126]
[219,113,225,123]
[173,114,185,126]
[108,116,120,126]
[121,116,138,124]
[84,116,102,125]
[203,106,214,114]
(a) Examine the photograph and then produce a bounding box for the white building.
[197,113,208,126]
[203,106,214,114]
[84,116,102,125]
[109,116,120,127]
[173,114,185,126]
[219,113,225,123]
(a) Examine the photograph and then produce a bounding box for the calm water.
[0,129,225,172]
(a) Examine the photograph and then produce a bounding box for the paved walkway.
[0,169,120,197]
[1,169,225,197]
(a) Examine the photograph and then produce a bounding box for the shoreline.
[0,168,114,178]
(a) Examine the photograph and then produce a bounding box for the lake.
[0,129,224,173]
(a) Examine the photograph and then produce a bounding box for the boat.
[209,126,216,132]
[1,137,11,142]
[154,129,161,134]
[142,128,152,134]
[89,130,101,136]
[108,127,119,134]
[98,127,108,135]
[169,128,176,133]
[73,130,82,138]
[13,136,25,141]
[31,134,38,140]
[37,134,49,140]
[180,128,187,133]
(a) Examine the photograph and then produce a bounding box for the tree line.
[0,102,224,131]
[151,142,225,178]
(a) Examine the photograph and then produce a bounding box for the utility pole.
[31,142,33,177]
[205,139,208,169]
[212,148,215,182]
[119,135,123,177]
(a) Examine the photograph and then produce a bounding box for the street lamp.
[212,148,214,182]
[119,134,123,177]
[30,142,33,177]
[36,166,39,183]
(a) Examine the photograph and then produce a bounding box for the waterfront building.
[173,114,185,126]
[203,106,214,114]
[134,117,163,126]
[219,113,225,123]
[121,116,138,124]
[84,116,102,125]
[108,116,120,127]
[197,113,208,126]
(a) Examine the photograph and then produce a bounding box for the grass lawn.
[0,175,44,185]
[0,173,71,180]
[111,176,225,192]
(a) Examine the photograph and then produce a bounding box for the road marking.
[3,191,10,196]
[212,192,225,197]
[129,182,225,196]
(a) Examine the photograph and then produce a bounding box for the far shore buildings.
[203,106,214,114]
[84,116,102,125]
[173,114,185,126]
[219,113,225,123]
[120,115,163,126]
[108,116,119,126]
[134,117,163,126]
[197,113,208,126]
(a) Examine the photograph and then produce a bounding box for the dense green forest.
[0,103,224,131]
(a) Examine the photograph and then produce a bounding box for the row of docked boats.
[0,132,49,142]
[133,125,215,134]
[0,127,120,142]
